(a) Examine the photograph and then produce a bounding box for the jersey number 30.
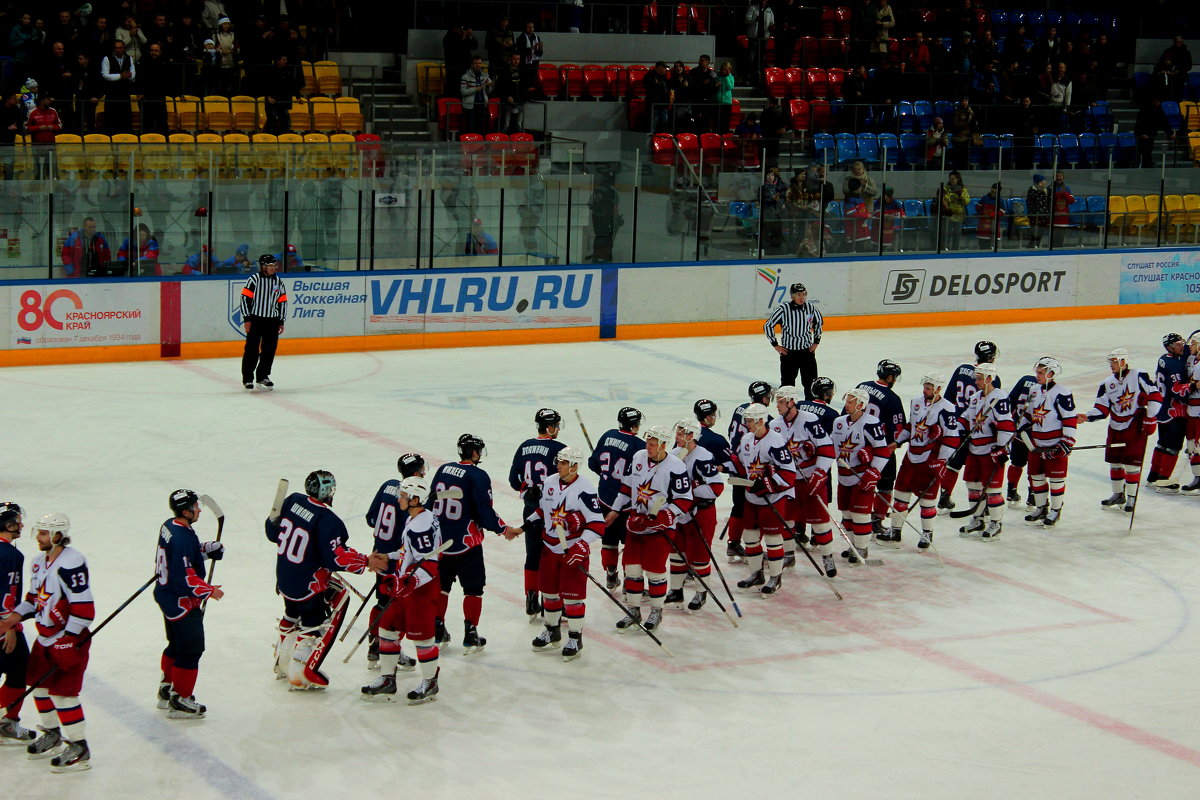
[276,519,311,564]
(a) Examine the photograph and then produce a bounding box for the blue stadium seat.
[899,132,924,168]
[1035,133,1057,168]
[1097,132,1119,166]
[1189,73,1200,101]
[1045,11,1063,27]
[1068,195,1087,227]
[856,132,880,164]
[1078,133,1099,167]
[1087,101,1113,132]
[1086,195,1107,228]
[834,132,857,165]
[1133,72,1150,93]
[913,100,934,130]
[903,199,929,231]
[979,133,1000,168]
[825,201,844,234]
[961,199,980,234]
[1161,101,1183,130]
[1116,132,1137,167]
[1057,133,1081,167]
[813,132,835,162]
[1027,11,1045,37]
[895,101,916,133]
[877,133,899,166]
[934,99,954,120]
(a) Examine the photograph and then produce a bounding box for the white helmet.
[1035,356,1062,377]
[675,418,700,439]
[1107,348,1128,362]
[1189,332,1200,348]
[643,424,675,445]
[974,362,998,378]
[775,385,801,404]
[398,476,430,504]
[843,387,869,407]
[741,403,771,422]
[36,512,71,541]
[921,371,946,388]
[556,446,586,467]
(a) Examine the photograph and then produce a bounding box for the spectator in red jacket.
[26,93,62,179]
[1051,179,1075,247]
[61,216,111,278]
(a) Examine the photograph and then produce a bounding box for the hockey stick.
[579,566,674,657]
[437,487,464,501]
[340,586,374,643]
[574,409,595,451]
[685,517,742,617]
[5,575,157,712]
[1072,443,1124,451]
[760,501,843,600]
[815,496,884,567]
[654,528,738,628]
[885,495,946,567]
[269,478,289,522]
[199,493,224,611]
[949,458,1008,519]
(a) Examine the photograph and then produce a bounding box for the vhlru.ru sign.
[884,267,1069,306]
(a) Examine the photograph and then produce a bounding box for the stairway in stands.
[347,66,429,143]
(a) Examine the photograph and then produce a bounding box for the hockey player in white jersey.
[1022,357,1078,526]
[829,388,889,564]
[957,363,1016,540]
[771,386,838,576]
[733,403,797,595]
[668,419,725,610]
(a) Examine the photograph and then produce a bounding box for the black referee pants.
[779,348,818,399]
[242,316,281,383]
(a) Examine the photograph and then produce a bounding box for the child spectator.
[976,184,1005,250]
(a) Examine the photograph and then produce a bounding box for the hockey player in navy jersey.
[1148,332,1191,492]
[797,377,838,435]
[154,490,224,719]
[726,380,774,563]
[588,406,645,589]
[508,409,567,619]
[1005,371,1040,506]
[266,470,374,690]
[362,453,425,671]
[853,360,907,530]
[693,399,733,469]
[0,502,35,745]
[940,341,1001,511]
[433,434,522,654]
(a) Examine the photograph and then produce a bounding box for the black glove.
[524,484,542,503]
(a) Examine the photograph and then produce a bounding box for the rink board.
[1,248,1198,365]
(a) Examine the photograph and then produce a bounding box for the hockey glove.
[928,459,947,479]
[926,424,943,443]
[51,634,89,670]
[626,513,651,534]
[379,573,400,598]
[333,546,370,574]
[524,484,542,503]
[860,467,881,494]
[1142,417,1158,436]
[990,447,1008,463]
[565,540,590,568]
[565,510,585,537]
[795,440,816,462]
[1173,380,1193,397]
[395,572,418,599]
[202,541,224,561]
[855,447,874,466]
[651,507,677,530]
[1169,400,1187,419]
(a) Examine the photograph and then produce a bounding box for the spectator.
[716,61,735,133]
[734,111,762,164]
[1047,62,1072,132]
[760,95,789,168]
[69,52,101,134]
[1014,96,1040,168]
[0,90,20,180]
[1050,178,1075,247]
[850,0,876,64]
[465,218,499,255]
[842,160,878,212]
[201,0,228,32]
[495,52,527,134]
[117,223,160,276]
[803,163,836,206]
[275,243,304,272]
[116,16,147,62]
[869,0,896,63]
[443,23,478,99]
[761,167,786,247]
[138,42,172,134]
[998,59,1022,105]
[217,243,253,273]
[39,41,73,104]
[47,10,78,51]
[845,63,870,128]
[669,60,690,131]
[950,31,977,81]
[689,55,717,133]
[239,16,272,94]
[644,61,671,133]
[972,60,1000,105]
[925,115,949,168]
[183,249,215,275]
[144,14,171,53]
[213,16,239,94]
[100,39,136,134]
[1026,173,1050,248]
[796,220,832,258]
[1004,24,1031,69]
[949,96,976,169]
[903,32,933,73]
[879,187,904,251]
[1158,36,1192,78]
[265,16,302,64]
[587,166,621,263]
[20,78,38,125]
[936,170,970,250]
[844,182,872,252]
[199,38,221,96]
[173,15,205,75]
[84,15,113,59]
[9,12,39,65]
[61,216,111,278]
[460,55,493,136]
[953,0,977,40]
[975,183,1004,250]
[1134,98,1175,168]
[442,174,479,245]
[1093,33,1116,94]
[486,16,514,78]
[263,54,302,134]
[743,0,774,86]
[1032,26,1062,69]
[515,21,543,97]
[976,29,1001,65]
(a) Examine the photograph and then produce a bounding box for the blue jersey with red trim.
[588,428,646,510]
[796,399,838,436]
[0,538,23,619]
[854,380,907,443]
[265,493,365,601]
[697,424,733,472]
[508,436,567,502]
[431,461,507,555]
[365,478,404,553]
[153,518,217,621]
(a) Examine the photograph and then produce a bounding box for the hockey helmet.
[397,453,426,478]
[974,362,998,379]
[0,502,23,530]
[457,433,486,460]
[693,399,719,422]
[921,371,946,388]
[843,387,870,408]
[1107,348,1129,363]
[1035,356,1062,377]
[305,470,337,503]
[1163,332,1185,350]
[535,408,562,431]
[675,418,701,439]
[775,385,802,404]
[747,380,774,403]
[398,476,430,505]
[258,253,278,269]
[877,359,902,380]
[169,488,200,516]
[617,406,644,430]
[643,424,675,445]
[810,377,836,401]
[35,512,71,543]
[557,446,586,467]
[974,340,999,363]
[741,403,771,423]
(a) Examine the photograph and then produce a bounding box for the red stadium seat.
[606,65,630,99]
[820,7,838,36]
[700,132,723,169]
[806,68,828,99]
[675,132,701,166]
[764,68,787,99]
[689,5,708,34]
[675,4,690,34]
[788,99,811,132]
[437,98,463,137]
[819,37,847,66]
[826,68,846,99]
[562,65,585,100]
[810,99,832,131]
[628,65,649,97]
[538,65,563,99]
[720,132,739,166]
[835,7,851,36]
[583,65,608,99]
[651,133,675,165]
[784,68,805,99]
[797,36,818,67]
[729,98,743,131]
[641,2,658,33]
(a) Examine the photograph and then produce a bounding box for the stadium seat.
[788,99,810,132]
[1161,101,1183,131]
[1116,131,1137,167]
[825,201,845,235]
[764,68,787,99]
[826,69,846,100]
[1182,101,1200,131]
[1107,195,1127,240]
[139,133,174,178]
[1182,194,1200,242]
[53,133,85,179]
[878,133,899,167]
[934,100,953,121]
[627,65,648,98]
[1164,195,1186,240]
[300,60,318,96]
[313,60,342,95]
[834,132,856,165]
[1034,133,1056,168]
[175,98,203,132]
[856,133,879,165]
[810,99,833,132]
[806,68,828,99]
[899,132,924,168]
[1057,133,1080,168]
[289,97,311,133]
[606,65,629,99]
[812,132,835,164]
[583,65,608,99]
[309,97,338,132]
[204,96,232,132]
[729,98,743,131]
[651,133,675,165]
[1085,195,1107,231]
[796,36,818,67]
[961,199,980,234]
[562,65,585,100]
[539,65,564,100]
[82,133,113,178]
[784,68,805,100]
[675,132,701,167]
[335,97,363,133]
[1087,101,1113,132]
[895,101,916,133]
[230,96,259,132]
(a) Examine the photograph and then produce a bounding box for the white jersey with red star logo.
[961,386,1016,455]
[1086,369,1162,430]
[613,450,694,529]
[896,396,962,464]
[735,427,797,506]
[829,412,888,486]
[15,546,95,647]
[1023,381,1077,448]
[770,409,835,478]
[538,473,605,553]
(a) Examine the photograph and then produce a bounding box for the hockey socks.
[160,653,175,686]
[523,568,538,594]
[172,668,198,698]
[463,595,483,627]
[0,686,24,718]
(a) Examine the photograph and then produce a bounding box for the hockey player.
[885,373,961,549]
[830,388,889,564]
[431,434,522,654]
[361,476,444,704]
[940,341,1001,512]
[957,363,1015,539]
[609,425,693,630]
[1005,371,1040,507]
[1022,357,1077,526]
[532,447,604,661]
[854,360,907,529]
[1147,333,1190,491]
[1077,349,1162,511]
[726,381,774,563]
[668,419,725,609]
[154,490,224,719]
[588,407,645,589]
[0,502,35,745]
[733,404,797,594]
[0,513,94,771]
[693,399,732,468]
[770,388,838,576]
[266,470,373,690]
[797,376,838,436]
[363,453,425,671]
[1181,334,1200,494]
[508,409,567,619]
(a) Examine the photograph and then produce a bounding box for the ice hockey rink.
[3,312,1199,799]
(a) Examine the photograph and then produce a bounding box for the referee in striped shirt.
[764,282,823,399]
[240,254,288,391]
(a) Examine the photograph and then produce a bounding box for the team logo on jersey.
[634,481,659,508]
[837,439,858,462]
[884,270,925,305]
[548,504,570,530]
[1030,404,1050,425]
[1116,389,1135,412]
[745,457,767,479]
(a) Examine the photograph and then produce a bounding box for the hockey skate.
[1182,478,1200,495]
[981,521,1003,540]
[167,694,207,720]
[937,491,955,515]
[726,541,746,564]
[532,625,563,652]
[562,632,583,662]
[243,382,254,391]
[156,682,172,710]
[256,379,274,391]
[406,669,439,705]
[687,590,708,611]
[605,568,619,590]
[26,727,62,759]
[49,739,90,772]
[760,575,783,596]
[361,673,398,702]
[434,618,451,647]
[1152,478,1181,494]
[366,641,380,669]
[461,623,487,655]
[664,588,685,607]
[615,607,642,633]
[737,569,765,589]
[840,547,868,565]
[0,719,35,744]
[643,607,664,631]
[917,531,933,550]
[1043,507,1062,526]
[1006,487,1020,506]
[1100,492,1126,509]
[959,517,985,537]
[1024,506,1048,524]
[397,652,417,672]
[822,554,838,577]
[782,552,797,569]
[525,590,542,623]
[874,528,901,549]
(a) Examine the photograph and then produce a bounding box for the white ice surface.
[3,313,1200,799]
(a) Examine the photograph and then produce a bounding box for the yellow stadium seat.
[290,97,311,133]
[165,97,178,131]
[313,60,342,95]
[176,99,203,132]
[1182,194,1200,242]
[278,133,303,144]
[139,133,174,178]
[416,62,444,100]
[335,97,363,133]
[231,95,259,132]
[54,133,86,179]
[302,132,333,177]
[10,135,32,179]
[300,60,318,96]
[82,133,113,178]
[204,96,232,132]
[1190,131,1200,163]
[111,133,137,178]
[309,97,337,132]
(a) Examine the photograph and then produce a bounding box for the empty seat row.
[165,95,362,134]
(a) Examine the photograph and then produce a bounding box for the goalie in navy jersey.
[587,406,645,589]
[431,434,522,655]
[0,502,35,745]
[266,470,374,690]
[508,408,567,620]
[154,490,224,719]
